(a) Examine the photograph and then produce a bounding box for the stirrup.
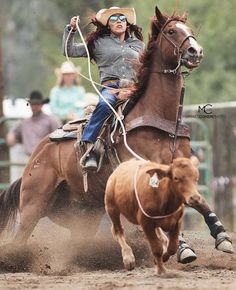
[84,153,98,171]
[177,243,197,264]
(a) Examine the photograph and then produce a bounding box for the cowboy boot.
[84,142,98,171]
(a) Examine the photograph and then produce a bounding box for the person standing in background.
[49,61,86,123]
[6,90,61,157]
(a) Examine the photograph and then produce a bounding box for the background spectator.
[6,90,61,157]
[49,61,86,123]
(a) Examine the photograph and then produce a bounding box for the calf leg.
[188,193,233,253]
[163,220,182,262]
[155,228,169,262]
[106,205,135,270]
[141,220,166,274]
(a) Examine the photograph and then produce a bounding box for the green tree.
[1,0,235,104]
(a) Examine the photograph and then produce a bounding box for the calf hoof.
[216,232,234,253]
[157,265,167,275]
[177,243,197,264]
[163,252,170,262]
[123,257,135,271]
[123,252,135,270]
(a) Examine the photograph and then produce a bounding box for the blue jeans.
[81,85,118,143]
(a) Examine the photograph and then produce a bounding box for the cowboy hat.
[26,90,49,105]
[55,61,80,75]
[95,7,136,26]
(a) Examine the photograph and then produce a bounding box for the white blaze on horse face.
[176,22,201,54]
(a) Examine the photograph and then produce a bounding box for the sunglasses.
[109,15,127,23]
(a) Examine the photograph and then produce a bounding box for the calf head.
[145,157,201,204]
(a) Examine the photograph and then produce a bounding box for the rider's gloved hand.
[69,16,80,30]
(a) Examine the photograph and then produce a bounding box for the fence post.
[0,30,10,185]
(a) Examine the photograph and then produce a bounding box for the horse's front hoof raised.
[216,232,234,253]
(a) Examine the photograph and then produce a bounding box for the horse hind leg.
[106,205,135,270]
[12,167,60,245]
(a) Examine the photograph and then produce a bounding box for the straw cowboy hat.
[55,61,81,76]
[95,7,136,26]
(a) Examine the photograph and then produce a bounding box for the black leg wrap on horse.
[204,211,225,239]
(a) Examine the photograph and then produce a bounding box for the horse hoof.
[216,232,234,253]
[177,243,197,264]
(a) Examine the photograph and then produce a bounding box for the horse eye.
[168,29,175,35]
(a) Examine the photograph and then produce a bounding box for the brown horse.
[0,6,233,256]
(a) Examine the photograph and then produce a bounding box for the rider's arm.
[62,16,88,58]
[6,122,23,146]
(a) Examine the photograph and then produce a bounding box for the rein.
[134,165,183,219]
[170,83,185,160]
[150,18,194,158]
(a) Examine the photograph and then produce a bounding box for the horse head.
[151,6,203,71]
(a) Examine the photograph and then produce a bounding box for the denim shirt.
[63,25,145,83]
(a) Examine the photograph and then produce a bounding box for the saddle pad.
[49,128,77,141]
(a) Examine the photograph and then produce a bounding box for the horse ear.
[146,164,170,179]
[155,6,166,25]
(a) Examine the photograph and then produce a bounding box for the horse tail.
[0,177,21,234]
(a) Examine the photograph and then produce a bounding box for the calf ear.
[190,156,199,168]
[146,164,170,179]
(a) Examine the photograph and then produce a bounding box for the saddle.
[49,101,127,171]
[49,117,87,141]
[49,99,191,191]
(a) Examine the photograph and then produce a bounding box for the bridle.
[154,18,196,75]
[152,19,196,158]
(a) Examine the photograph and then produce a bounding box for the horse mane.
[123,11,188,117]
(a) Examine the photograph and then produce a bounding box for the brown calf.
[105,157,202,274]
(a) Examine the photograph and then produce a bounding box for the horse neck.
[129,54,183,122]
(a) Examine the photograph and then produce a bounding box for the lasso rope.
[65,17,146,162]
[134,164,183,219]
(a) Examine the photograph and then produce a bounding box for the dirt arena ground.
[0,219,235,290]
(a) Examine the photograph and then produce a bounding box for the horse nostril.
[187,47,197,56]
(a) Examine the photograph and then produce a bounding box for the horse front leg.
[188,193,234,253]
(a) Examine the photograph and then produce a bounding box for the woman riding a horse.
[63,6,145,170]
